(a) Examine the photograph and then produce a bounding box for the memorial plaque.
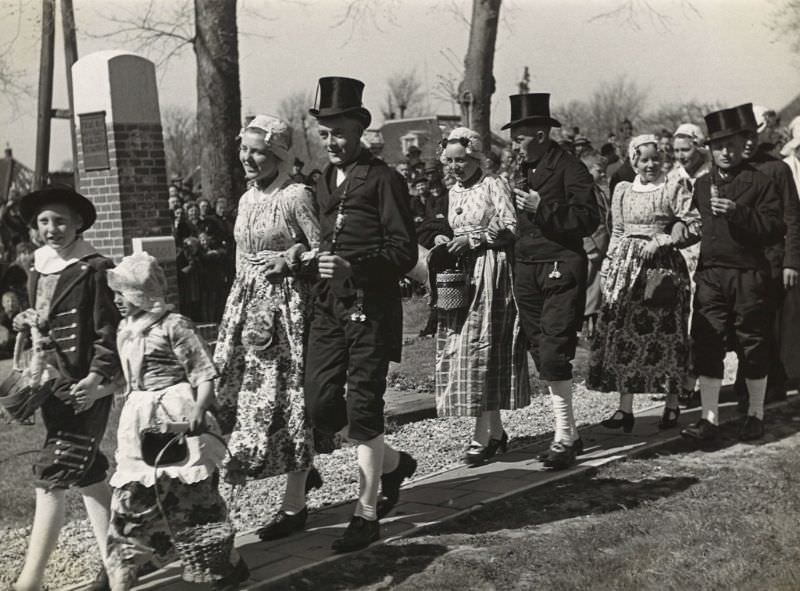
[132,236,176,263]
[79,111,110,171]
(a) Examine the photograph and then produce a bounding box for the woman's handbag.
[642,268,678,307]
[0,332,52,424]
[140,394,189,467]
[435,269,470,310]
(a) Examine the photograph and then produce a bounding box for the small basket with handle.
[434,268,470,310]
[0,330,52,424]
[152,426,237,584]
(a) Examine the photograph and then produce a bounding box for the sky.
[1,0,798,169]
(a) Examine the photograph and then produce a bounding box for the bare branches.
[770,0,800,55]
[333,0,404,43]
[87,0,195,68]
[383,69,425,120]
[162,104,199,180]
[590,0,700,32]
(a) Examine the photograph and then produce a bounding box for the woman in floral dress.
[432,127,530,465]
[214,115,324,541]
[588,135,700,431]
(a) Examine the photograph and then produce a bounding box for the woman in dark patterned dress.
[588,135,700,431]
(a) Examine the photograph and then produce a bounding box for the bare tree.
[384,69,425,120]
[771,0,800,55]
[94,0,243,204]
[591,0,700,31]
[162,104,199,181]
[277,90,328,169]
[643,100,723,135]
[587,75,648,138]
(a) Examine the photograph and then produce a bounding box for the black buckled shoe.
[680,418,720,443]
[658,406,681,430]
[541,440,577,470]
[331,516,380,553]
[376,451,417,519]
[211,558,250,591]
[462,431,509,466]
[600,410,635,433]
[256,508,308,541]
[739,416,765,442]
[537,437,583,461]
[85,567,110,591]
[305,466,323,493]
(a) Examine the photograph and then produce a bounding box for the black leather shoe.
[538,437,583,461]
[658,406,681,430]
[680,419,720,443]
[600,410,635,433]
[462,431,508,466]
[679,389,701,409]
[376,451,417,519]
[739,416,765,441]
[331,516,380,553]
[256,508,308,541]
[212,558,250,591]
[541,441,577,470]
[85,568,110,591]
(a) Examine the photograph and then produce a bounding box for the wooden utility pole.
[33,0,80,190]
[34,0,56,190]
[61,0,79,187]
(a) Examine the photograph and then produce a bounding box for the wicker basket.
[435,269,469,310]
[0,332,50,424]
[154,433,236,583]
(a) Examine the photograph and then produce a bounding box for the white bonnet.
[674,123,706,146]
[107,252,168,313]
[439,127,483,163]
[628,134,659,165]
[238,114,293,162]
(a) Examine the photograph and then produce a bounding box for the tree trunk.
[194,0,243,203]
[459,0,501,151]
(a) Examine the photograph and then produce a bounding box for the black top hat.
[704,107,748,142]
[502,93,562,130]
[20,185,96,232]
[309,76,372,128]
[731,103,758,133]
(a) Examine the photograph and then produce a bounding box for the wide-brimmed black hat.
[704,107,748,142]
[731,103,758,133]
[309,76,372,128]
[502,93,562,130]
[20,185,97,232]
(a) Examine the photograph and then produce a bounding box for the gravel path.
[0,354,738,590]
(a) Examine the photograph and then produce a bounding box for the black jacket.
[694,164,785,271]
[316,150,418,290]
[28,254,121,390]
[516,142,599,262]
[749,149,800,275]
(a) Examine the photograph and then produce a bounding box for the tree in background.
[771,1,800,55]
[277,90,328,170]
[383,69,425,120]
[98,0,244,204]
[162,105,199,181]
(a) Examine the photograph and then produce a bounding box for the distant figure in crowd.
[213,115,326,544]
[681,107,784,445]
[2,241,35,308]
[573,135,593,158]
[304,77,418,552]
[734,103,800,407]
[581,152,611,338]
[104,252,248,590]
[13,185,120,591]
[588,135,699,432]
[505,93,599,469]
[290,157,307,184]
[177,235,202,320]
[431,127,529,465]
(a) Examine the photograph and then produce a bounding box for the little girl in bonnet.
[104,252,247,590]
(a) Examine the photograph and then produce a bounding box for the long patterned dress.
[434,174,530,416]
[214,175,320,481]
[587,177,700,395]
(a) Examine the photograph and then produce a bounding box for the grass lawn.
[280,401,800,591]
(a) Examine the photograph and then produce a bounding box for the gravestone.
[71,51,177,304]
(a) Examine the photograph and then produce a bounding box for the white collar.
[631,174,667,192]
[34,238,98,275]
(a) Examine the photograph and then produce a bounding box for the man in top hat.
[731,102,800,406]
[304,76,419,552]
[681,106,785,445]
[503,93,599,469]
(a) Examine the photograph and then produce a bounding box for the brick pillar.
[72,51,177,305]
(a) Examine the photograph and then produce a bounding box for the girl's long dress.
[587,178,699,395]
[434,174,530,416]
[214,178,320,480]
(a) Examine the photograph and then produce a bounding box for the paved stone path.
[93,392,791,591]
